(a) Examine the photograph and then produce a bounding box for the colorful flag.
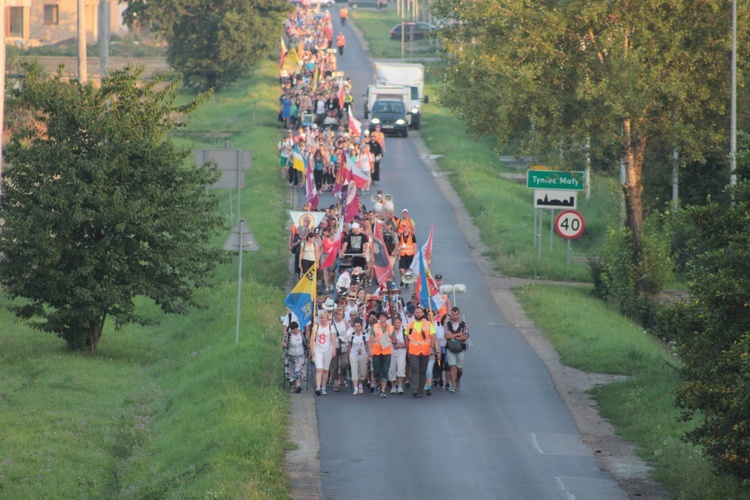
[344,181,359,222]
[321,223,343,269]
[312,65,319,92]
[348,107,362,137]
[305,159,319,209]
[373,220,394,286]
[346,153,368,189]
[292,145,306,173]
[338,82,345,110]
[332,161,345,196]
[284,263,318,328]
[417,249,445,312]
[410,224,434,295]
[279,37,287,69]
[282,46,301,73]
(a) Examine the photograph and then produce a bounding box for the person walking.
[283,321,309,393]
[337,32,346,56]
[312,311,337,396]
[369,312,393,398]
[330,307,350,392]
[299,232,320,278]
[397,222,417,288]
[444,306,470,392]
[348,319,369,395]
[388,316,407,394]
[339,6,348,26]
[406,306,435,398]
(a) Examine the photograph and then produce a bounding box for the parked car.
[290,0,334,7]
[389,22,435,40]
[368,99,408,137]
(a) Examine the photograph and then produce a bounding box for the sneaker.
[296,386,302,393]
[404,381,410,389]
[358,386,364,394]
[321,387,327,395]
[397,386,404,394]
[373,388,379,396]
[449,387,456,393]
[380,391,388,398]
[444,383,450,391]
[315,388,321,396]
[426,388,432,396]
[390,386,397,394]
[353,388,359,395]
[334,385,340,392]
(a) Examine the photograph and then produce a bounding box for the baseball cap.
[406,303,415,313]
[351,222,360,229]
[402,209,409,213]
[435,274,443,280]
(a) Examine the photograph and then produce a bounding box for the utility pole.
[78,0,87,82]
[99,0,110,79]
[0,0,6,214]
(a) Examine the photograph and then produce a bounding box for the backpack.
[446,321,467,353]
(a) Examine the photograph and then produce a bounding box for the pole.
[235,151,242,344]
[566,240,571,268]
[99,0,109,79]
[549,209,554,253]
[730,0,737,187]
[0,0,6,215]
[78,0,87,83]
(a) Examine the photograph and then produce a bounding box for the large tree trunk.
[88,318,104,353]
[621,118,648,294]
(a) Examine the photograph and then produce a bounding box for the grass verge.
[0,59,294,498]
[351,10,442,60]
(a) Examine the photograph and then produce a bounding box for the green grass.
[351,10,442,60]
[516,285,750,498]
[0,59,294,498]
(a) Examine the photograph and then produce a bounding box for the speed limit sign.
[555,210,585,239]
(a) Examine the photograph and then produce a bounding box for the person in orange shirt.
[397,218,417,288]
[336,32,346,56]
[369,311,393,397]
[406,306,436,398]
[339,6,348,26]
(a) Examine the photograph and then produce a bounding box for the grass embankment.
[0,60,294,498]
[351,10,441,60]
[354,18,750,498]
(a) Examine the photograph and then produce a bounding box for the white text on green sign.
[527,170,585,191]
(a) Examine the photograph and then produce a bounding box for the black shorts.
[399,254,414,270]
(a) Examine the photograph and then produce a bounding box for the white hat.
[351,222,360,229]
[402,208,409,213]
[322,298,335,311]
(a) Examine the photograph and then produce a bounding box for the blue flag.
[284,263,317,328]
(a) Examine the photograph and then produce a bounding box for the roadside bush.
[668,181,750,481]
[592,214,672,326]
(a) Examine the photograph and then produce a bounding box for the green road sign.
[527,170,585,191]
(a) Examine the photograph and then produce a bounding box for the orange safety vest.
[340,7,348,17]
[399,233,417,256]
[337,34,346,47]
[407,319,434,356]
[371,323,393,355]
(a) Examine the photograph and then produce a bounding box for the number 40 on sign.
[555,210,585,239]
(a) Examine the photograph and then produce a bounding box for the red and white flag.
[372,220,394,286]
[348,107,362,137]
[321,222,344,269]
[346,153,368,189]
[305,158,319,209]
[344,181,359,222]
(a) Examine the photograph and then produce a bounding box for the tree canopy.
[433,0,749,293]
[0,63,227,352]
[667,181,750,480]
[147,0,290,90]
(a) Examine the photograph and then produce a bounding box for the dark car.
[368,99,408,137]
[389,22,435,40]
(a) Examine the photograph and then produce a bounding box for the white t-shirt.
[348,330,369,359]
[315,323,336,352]
[435,323,446,347]
[288,331,304,356]
[332,319,349,349]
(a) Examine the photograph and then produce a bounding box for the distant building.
[5,0,123,47]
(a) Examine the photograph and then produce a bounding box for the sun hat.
[322,298,335,311]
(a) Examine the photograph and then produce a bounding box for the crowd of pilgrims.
[279,4,470,399]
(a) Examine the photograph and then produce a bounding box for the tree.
[0,63,227,352]
[152,0,290,90]
[433,0,749,295]
[665,181,750,480]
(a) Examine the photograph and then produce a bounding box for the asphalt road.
[310,9,628,499]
